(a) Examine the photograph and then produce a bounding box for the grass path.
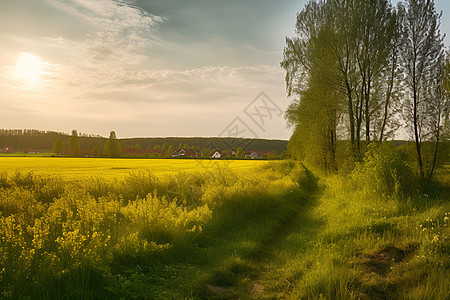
[255,178,449,300]
[188,173,324,299]
[187,170,449,299]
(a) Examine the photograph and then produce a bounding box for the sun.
[14,52,43,84]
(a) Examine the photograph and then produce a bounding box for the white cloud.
[42,0,164,88]
[0,0,292,139]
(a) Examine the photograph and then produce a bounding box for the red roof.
[0,146,14,153]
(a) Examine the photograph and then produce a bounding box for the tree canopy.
[282,0,446,179]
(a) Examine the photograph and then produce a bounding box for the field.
[0,157,448,299]
[0,157,266,179]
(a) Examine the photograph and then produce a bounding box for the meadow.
[0,152,448,299]
[0,157,266,180]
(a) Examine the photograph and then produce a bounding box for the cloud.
[44,0,162,66]
[0,0,294,139]
[69,64,285,105]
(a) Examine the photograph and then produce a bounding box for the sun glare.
[14,52,43,84]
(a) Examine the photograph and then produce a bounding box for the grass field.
[0,157,267,179]
[0,157,448,299]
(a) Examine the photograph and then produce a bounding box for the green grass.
[250,173,449,299]
[0,158,448,299]
[0,157,266,180]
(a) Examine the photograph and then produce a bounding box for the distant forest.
[0,129,288,155]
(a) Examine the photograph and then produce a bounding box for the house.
[81,149,92,157]
[24,149,41,154]
[0,146,14,153]
[245,150,259,159]
[172,148,196,158]
[211,150,224,159]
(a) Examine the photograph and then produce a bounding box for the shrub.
[352,142,413,196]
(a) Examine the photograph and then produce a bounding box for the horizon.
[1,0,449,141]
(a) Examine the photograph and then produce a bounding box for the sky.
[1,0,449,139]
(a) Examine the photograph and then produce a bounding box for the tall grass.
[0,153,448,299]
[0,161,308,299]
[256,144,449,299]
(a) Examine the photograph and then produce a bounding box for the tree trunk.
[427,110,441,182]
[346,82,357,159]
[412,73,425,179]
[365,78,371,144]
[380,57,396,141]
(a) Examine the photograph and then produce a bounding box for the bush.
[352,142,413,197]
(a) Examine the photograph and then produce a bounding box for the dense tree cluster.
[282,0,448,180]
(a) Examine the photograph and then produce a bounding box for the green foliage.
[91,146,102,157]
[352,142,413,196]
[0,131,288,156]
[262,169,448,299]
[267,150,278,160]
[153,144,161,151]
[161,143,169,153]
[400,0,446,181]
[103,131,122,157]
[167,145,175,156]
[52,137,64,154]
[236,147,244,158]
[201,148,210,158]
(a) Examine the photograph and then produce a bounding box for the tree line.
[282,0,449,180]
[52,131,282,159]
[1,129,288,154]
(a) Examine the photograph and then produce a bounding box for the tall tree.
[377,5,403,141]
[67,130,80,156]
[167,145,175,156]
[201,148,210,158]
[52,137,64,154]
[161,143,169,153]
[282,0,341,172]
[236,147,244,158]
[91,145,102,157]
[103,131,122,157]
[351,0,396,144]
[399,0,445,180]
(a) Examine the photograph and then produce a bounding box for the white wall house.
[211,150,222,159]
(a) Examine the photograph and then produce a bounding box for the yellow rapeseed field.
[0,157,267,180]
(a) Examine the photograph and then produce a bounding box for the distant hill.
[0,129,288,154]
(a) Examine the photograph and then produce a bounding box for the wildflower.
[431,235,439,243]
